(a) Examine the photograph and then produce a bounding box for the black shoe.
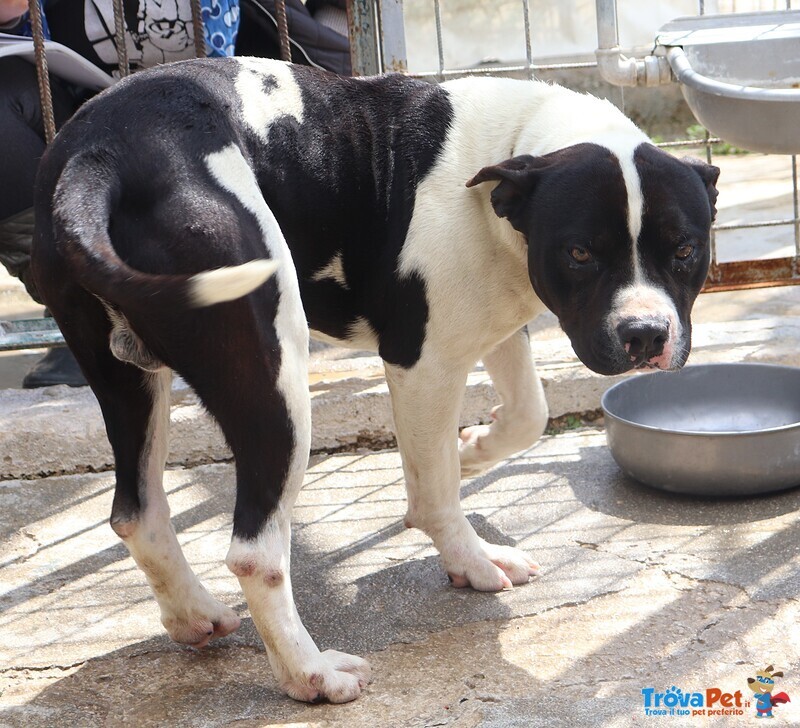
[22,347,87,388]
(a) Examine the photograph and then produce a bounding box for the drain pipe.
[595,0,671,87]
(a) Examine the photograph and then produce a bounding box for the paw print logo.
[661,686,687,709]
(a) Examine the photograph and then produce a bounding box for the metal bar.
[378,0,408,73]
[713,218,800,232]
[656,138,723,148]
[704,258,800,292]
[433,0,445,80]
[705,129,717,267]
[410,61,598,80]
[596,0,621,50]
[0,319,65,352]
[522,0,534,80]
[694,0,717,277]
[792,155,800,257]
[347,0,381,76]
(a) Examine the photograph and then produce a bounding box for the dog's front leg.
[459,327,549,477]
[386,358,539,591]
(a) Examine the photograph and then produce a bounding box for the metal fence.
[348,0,800,292]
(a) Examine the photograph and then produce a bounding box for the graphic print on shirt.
[85,0,195,71]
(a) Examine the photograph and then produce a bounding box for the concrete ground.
[1,153,800,726]
[2,434,800,727]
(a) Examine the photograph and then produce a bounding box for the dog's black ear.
[682,157,720,222]
[466,155,550,231]
[772,671,784,678]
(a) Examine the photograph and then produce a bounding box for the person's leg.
[0,57,89,386]
[0,57,80,235]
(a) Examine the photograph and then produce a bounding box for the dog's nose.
[616,318,669,364]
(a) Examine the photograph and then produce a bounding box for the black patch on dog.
[634,143,717,298]
[632,143,718,366]
[242,66,453,367]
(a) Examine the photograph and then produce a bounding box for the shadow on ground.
[3,432,800,726]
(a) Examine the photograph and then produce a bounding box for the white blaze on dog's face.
[468,142,719,375]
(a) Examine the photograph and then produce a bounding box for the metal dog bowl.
[602,363,800,496]
[657,10,800,154]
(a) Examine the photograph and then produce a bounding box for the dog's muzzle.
[616,317,671,369]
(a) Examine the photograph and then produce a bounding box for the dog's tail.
[51,151,277,311]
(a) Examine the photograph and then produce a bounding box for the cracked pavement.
[2,428,799,727]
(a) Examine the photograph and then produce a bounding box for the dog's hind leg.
[178,145,371,703]
[387,354,539,592]
[459,327,549,477]
[175,300,371,703]
[47,292,241,648]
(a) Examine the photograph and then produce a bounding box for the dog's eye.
[570,246,592,264]
[675,244,694,260]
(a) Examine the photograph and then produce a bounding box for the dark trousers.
[0,57,88,302]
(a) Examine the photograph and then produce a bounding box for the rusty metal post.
[347,0,381,76]
[275,0,292,62]
[347,0,408,76]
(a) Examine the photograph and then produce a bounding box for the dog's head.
[748,666,783,694]
[467,142,719,375]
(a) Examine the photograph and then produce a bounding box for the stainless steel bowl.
[602,363,800,496]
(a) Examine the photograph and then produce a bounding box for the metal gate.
[347,0,800,292]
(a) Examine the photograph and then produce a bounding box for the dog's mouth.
[570,330,690,376]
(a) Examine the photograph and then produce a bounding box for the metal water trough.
[657,10,800,155]
[596,3,800,154]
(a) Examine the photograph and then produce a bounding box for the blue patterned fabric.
[17,1,239,59]
[202,0,239,57]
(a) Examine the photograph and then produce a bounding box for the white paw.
[159,589,241,648]
[459,405,544,478]
[443,540,539,592]
[281,650,372,704]
[458,423,496,478]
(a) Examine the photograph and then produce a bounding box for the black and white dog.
[32,58,718,703]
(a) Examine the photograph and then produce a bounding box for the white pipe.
[595,0,672,88]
